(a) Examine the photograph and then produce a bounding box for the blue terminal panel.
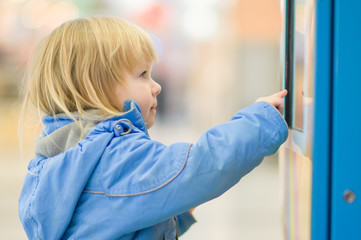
[331,0,361,239]
[284,0,361,239]
[311,0,333,239]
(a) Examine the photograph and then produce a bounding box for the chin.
[146,120,155,129]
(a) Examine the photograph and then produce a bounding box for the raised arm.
[98,101,288,234]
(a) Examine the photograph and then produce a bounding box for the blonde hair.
[22,17,157,120]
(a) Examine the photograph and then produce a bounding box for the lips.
[151,102,157,110]
[150,103,157,112]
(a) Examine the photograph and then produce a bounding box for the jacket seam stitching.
[82,143,193,197]
[28,161,45,240]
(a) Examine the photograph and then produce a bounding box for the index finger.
[274,89,288,98]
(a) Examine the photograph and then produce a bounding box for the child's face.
[113,61,161,129]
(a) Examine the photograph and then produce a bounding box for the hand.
[255,90,288,114]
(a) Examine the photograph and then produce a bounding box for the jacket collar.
[41,100,147,136]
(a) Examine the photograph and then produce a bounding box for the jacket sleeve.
[97,102,288,234]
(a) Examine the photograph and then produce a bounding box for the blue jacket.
[19,100,288,239]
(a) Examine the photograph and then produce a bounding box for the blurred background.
[0,0,283,239]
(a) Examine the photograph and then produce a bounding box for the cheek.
[130,91,150,110]
[112,86,128,111]
[138,103,150,116]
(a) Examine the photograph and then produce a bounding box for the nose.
[152,79,162,96]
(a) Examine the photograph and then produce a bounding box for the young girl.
[18,17,288,240]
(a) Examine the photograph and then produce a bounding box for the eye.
[140,71,147,78]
